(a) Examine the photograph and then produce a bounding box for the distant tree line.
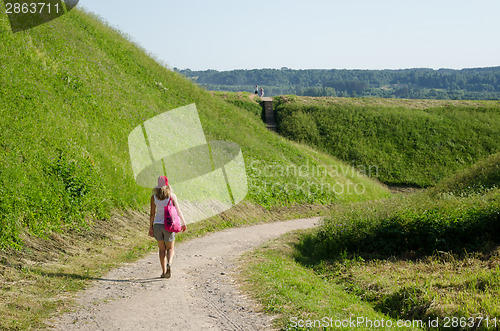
[175,67,500,100]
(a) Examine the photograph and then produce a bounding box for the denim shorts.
[153,223,175,242]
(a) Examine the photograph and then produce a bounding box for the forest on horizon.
[176,66,500,100]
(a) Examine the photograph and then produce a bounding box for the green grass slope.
[0,7,389,249]
[290,154,500,325]
[212,91,263,118]
[298,153,500,261]
[430,152,500,196]
[274,95,500,187]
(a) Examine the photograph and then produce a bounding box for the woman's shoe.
[165,264,171,279]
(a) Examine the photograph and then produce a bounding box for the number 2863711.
[5,2,61,14]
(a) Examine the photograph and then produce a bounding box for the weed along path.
[49,217,321,330]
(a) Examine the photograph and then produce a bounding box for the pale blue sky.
[80,0,500,71]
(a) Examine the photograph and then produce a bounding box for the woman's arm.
[172,194,187,232]
[149,195,155,237]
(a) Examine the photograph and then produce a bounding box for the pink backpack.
[164,197,182,233]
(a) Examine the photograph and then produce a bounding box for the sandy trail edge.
[48,217,321,331]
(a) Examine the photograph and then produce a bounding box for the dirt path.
[48,217,321,330]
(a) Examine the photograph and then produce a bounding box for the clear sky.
[79,0,500,71]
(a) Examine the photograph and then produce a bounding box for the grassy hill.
[212,91,263,118]
[242,154,500,329]
[274,95,500,187]
[1,5,498,329]
[430,152,500,196]
[0,6,393,328]
[0,7,389,250]
[295,153,500,323]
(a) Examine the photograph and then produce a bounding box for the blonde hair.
[153,185,172,201]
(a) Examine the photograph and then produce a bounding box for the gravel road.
[48,217,321,330]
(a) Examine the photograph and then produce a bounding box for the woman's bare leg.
[165,241,175,265]
[157,240,167,274]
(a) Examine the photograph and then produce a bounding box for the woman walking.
[149,176,187,278]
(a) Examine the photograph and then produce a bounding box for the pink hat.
[155,176,169,188]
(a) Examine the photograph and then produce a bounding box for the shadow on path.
[37,270,163,284]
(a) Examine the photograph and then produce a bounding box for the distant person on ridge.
[149,176,187,278]
[255,85,259,95]
[259,87,264,98]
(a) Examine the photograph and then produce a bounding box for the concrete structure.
[261,97,276,131]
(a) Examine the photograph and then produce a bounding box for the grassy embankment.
[274,95,500,187]
[240,153,500,330]
[212,91,263,118]
[0,6,389,329]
